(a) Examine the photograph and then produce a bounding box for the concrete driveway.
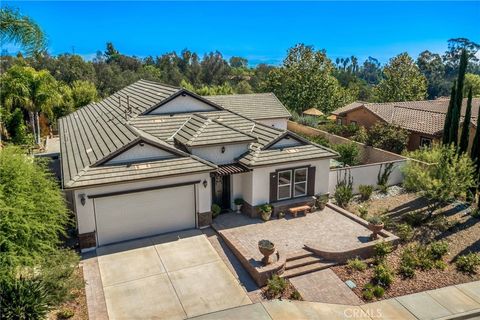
[95,229,251,319]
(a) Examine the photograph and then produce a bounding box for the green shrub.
[396,223,414,242]
[374,241,393,262]
[399,264,416,278]
[334,142,360,166]
[358,185,374,201]
[429,215,453,232]
[358,205,369,219]
[352,126,368,143]
[373,264,394,287]
[362,283,375,301]
[399,247,417,278]
[211,204,221,217]
[289,290,302,300]
[372,285,385,298]
[434,260,447,270]
[429,241,449,260]
[456,253,480,274]
[404,211,425,227]
[334,179,353,208]
[368,215,383,225]
[0,276,51,320]
[347,257,367,271]
[57,308,75,319]
[234,198,244,205]
[366,123,409,153]
[416,246,434,270]
[266,275,287,297]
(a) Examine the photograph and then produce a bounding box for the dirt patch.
[48,267,88,320]
[333,191,480,302]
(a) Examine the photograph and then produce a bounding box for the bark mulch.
[333,191,480,302]
[48,267,88,320]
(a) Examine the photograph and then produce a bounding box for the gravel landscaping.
[332,188,480,302]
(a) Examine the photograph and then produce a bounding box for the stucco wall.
[256,118,288,130]
[328,160,406,194]
[148,95,216,114]
[72,172,212,235]
[190,143,250,165]
[106,143,175,165]
[249,159,330,206]
[338,107,383,128]
[230,173,247,209]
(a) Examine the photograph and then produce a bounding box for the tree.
[374,53,427,102]
[366,123,409,153]
[465,74,480,97]
[450,50,469,146]
[264,44,347,113]
[460,88,473,153]
[0,7,46,54]
[71,80,98,108]
[358,57,382,85]
[403,144,476,216]
[0,65,61,144]
[200,51,230,86]
[443,38,480,77]
[442,82,456,144]
[229,56,248,68]
[417,50,449,99]
[470,104,480,179]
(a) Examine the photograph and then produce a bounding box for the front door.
[212,175,231,211]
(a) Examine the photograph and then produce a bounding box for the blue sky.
[2,1,479,65]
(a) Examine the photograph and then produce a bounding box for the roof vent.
[286,148,299,153]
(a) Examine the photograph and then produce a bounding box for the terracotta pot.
[258,240,275,265]
[318,202,326,210]
[368,222,384,240]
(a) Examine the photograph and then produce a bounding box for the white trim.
[277,170,292,200]
[293,168,308,197]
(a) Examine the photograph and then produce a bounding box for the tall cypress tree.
[459,88,473,153]
[449,85,460,146]
[449,50,469,147]
[442,81,456,144]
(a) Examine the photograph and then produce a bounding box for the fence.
[287,121,409,194]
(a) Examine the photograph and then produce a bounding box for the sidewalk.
[189,281,480,319]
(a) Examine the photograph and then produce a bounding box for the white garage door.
[94,184,196,246]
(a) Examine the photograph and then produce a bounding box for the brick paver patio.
[213,207,375,262]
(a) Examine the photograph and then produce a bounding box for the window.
[294,168,307,197]
[420,137,432,147]
[277,167,308,200]
[350,120,357,126]
[277,170,292,200]
[336,118,343,125]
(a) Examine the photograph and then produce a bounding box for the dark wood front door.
[212,175,231,211]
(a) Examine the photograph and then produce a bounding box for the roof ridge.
[207,114,258,140]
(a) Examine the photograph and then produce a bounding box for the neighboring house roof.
[59,80,336,189]
[206,93,292,120]
[302,107,324,116]
[332,99,480,136]
[172,113,256,147]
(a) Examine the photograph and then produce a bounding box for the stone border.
[304,203,399,263]
[212,223,286,287]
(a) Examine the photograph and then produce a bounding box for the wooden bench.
[288,205,311,218]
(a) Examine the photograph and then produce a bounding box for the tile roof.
[206,93,292,120]
[59,79,335,188]
[332,99,480,136]
[172,114,256,147]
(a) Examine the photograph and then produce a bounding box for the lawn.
[332,187,480,302]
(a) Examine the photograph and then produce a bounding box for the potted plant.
[278,211,285,219]
[234,198,244,214]
[259,204,272,221]
[258,239,275,265]
[367,216,384,240]
[316,194,329,210]
[211,204,221,218]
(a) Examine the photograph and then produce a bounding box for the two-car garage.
[91,184,196,246]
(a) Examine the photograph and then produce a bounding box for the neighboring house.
[59,80,336,250]
[332,99,480,150]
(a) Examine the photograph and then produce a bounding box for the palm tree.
[1,66,61,145]
[0,7,46,55]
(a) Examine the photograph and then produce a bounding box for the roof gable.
[143,89,223,115]
[103,141,178,165]
[265,133,306,149]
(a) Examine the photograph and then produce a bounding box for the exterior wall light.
[221,146,226,153]
[203,180,208,188]
[79,194,86,206]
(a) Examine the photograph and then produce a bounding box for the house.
[59,80,337,250]
[332,99,480,150]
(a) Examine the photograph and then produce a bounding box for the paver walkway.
[289,269,363,305]
[190,281,480,319]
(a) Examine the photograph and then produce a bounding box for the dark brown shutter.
[307,166,316,196]
[269,172,277,202]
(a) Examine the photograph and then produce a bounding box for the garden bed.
[48,267,88,320]
[332,189,480,302]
